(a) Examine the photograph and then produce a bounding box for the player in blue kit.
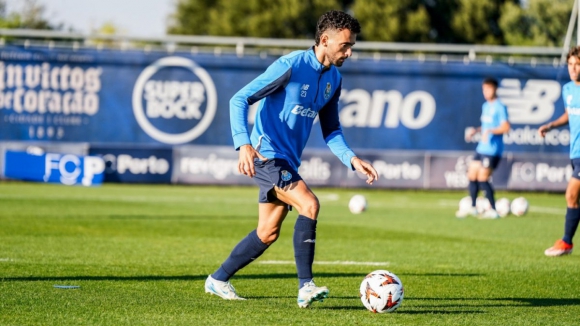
[456,78,510,219]
[204,10,379,307]
[539,46,580,257]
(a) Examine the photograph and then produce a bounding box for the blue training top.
[230,48,356,171]
[475,99,509,156]
[563,81,580,159]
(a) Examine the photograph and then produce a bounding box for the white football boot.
[297,280,329,308]
[204,275,246,300]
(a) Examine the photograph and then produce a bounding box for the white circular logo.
[132,56,217,144]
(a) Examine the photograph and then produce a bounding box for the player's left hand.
[351,157,379,185]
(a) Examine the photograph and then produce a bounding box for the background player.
[456,78,510,219]
[204,10,379,307]
[539,46,580,257]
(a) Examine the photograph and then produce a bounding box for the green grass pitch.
[1,181,579,325]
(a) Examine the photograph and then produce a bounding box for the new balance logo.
[301,84,310,98]
[303,239,316,243]
[497,79,561,124]
[291,105,317,118]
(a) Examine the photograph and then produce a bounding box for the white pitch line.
[258,260,390,266]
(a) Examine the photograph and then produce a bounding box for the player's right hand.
[465,127,477,141]
[538,124,551,138]
[238,144,267,178]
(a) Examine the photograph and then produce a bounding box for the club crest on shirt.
[281,170,292,181]
[568,95,573,106]
[324,82,332,99]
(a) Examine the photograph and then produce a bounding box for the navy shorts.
[571,159,580,180]
[473,152,501,170]
[253,158,302,204]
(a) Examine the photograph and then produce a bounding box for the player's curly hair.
[567,46,580,61]
[315,10,361,46]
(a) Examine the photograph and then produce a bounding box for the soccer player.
[539,46,580,257]
[456,78,510,219]
[204,10,379,308]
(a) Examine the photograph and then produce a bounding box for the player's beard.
[331,55,346,67]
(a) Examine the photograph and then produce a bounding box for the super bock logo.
[132,56,217,144]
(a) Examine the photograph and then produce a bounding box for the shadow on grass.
[320,306,484,314]
[1,271,486,282]
[396,310,484,315]
[408,297,580,307]
[108,215,251,220]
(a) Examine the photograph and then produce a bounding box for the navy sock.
[469,180,479,207]
[212,229,269,282]
[294,215,317,289]
[563,208,580,245]
[479,181,496,210]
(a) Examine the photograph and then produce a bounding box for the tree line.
[2,0,574,46]
[168,0,574,46]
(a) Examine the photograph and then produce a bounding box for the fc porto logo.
[132,56,217,144]
[281,170,292,181]
[324,82,332,100]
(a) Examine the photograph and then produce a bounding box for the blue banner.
[0,46,570,154]
[88,145,172,183]
[3,150,104,185]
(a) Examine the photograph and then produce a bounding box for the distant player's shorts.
[571,159,580,180]
[253,158,302,204]
[473,152,501,170]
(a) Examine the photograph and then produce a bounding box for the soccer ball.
[510,197,529,216]
[476,197,491,214]
[360,270,404,313]
[458,196,472,212]
[495,197,511,217]
[349,195,367,214]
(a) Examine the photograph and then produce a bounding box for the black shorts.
[571,159,580,181]
[473,152,501,170]
[253,158,302,204]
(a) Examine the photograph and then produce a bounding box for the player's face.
[321,29,356,67]
[568,56,580,83]
[482,83,497,101]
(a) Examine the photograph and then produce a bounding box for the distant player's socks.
[479,181,496,209]
[563,207,580,245]
[469,180,479,207]
[294,215,317,289]
[212,229,269,282]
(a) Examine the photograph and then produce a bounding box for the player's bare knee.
[565,190,580,208]
[257,229,280,245]
[297,198,320,219]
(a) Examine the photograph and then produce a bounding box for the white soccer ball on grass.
[476,197,491,214]
[495,197,511,217]
[349,195,367,214]
[360,270,404,313]
[510,197,529,216]
[458,196,473,213]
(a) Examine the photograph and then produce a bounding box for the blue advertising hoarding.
[88,145,173,183]
[3,150,104,186]
[0,46,570,156]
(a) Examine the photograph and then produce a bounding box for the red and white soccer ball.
[495,197,511,217]
[360,270,404,313]
[510,197,529,216]
[349,195,367,214]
